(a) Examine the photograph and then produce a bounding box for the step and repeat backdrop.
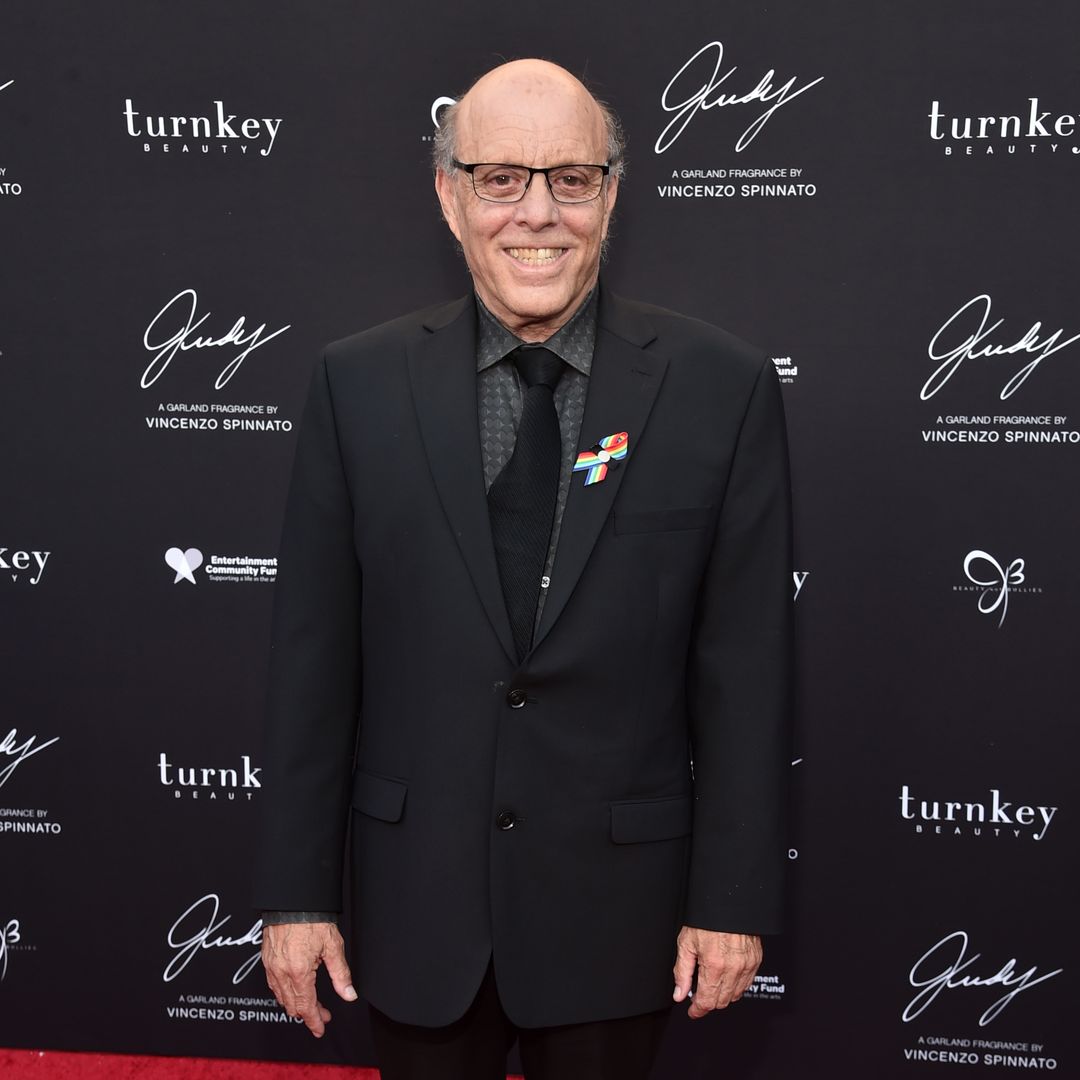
[2,2,1075,1076]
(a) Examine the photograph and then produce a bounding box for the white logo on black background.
[0,728,60,791]
[929,98,1080,157]
[920,295,1079,447]
[744,972,786,1001]
[164,546,277,585]
[899,784,1057,840]
[0,546,50,584]
[141,289,291,392]
[0,80,22,196]
[0,919,22,981]
[164,893,262,986]
[772,355,799,385]
[123,99,283,156]
[431,96,455,127]
[166,547,203,584]
[792,571,809,601]
[903,930,1063,1027]
[654,41,822,202]
[955,551,1042,628]
[158,752,261,800]
[922,294,1080,403]
[656,41,823,154]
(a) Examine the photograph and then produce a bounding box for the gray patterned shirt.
[262,290,598,928]
[475,286,596,631]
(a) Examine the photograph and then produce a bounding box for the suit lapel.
[532,291,668,650]
[407,298,518,665]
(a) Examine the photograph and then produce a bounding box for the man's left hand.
[672,926,762,1018]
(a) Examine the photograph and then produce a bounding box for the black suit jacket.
[252,286,793,1028]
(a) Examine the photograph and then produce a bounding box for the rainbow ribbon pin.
[573,431,629,486]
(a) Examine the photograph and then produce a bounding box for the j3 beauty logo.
[952,550,1042,628]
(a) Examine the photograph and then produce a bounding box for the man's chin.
[482,280,590,335]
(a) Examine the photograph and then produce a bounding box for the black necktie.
[488,345,565,661]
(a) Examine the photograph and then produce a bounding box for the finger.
[323,938,358,1003]
[296,997,328,1038]
[672,941,697,1003]
[687,976,725,1018]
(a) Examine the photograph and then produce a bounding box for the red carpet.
[0,1050,523,1078]
[0,1052,375,1078]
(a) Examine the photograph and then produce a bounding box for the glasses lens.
[547,166,605,203]
[471,165,530,201]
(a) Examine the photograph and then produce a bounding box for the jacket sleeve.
[683,354,793,935]
[251,352,362,912]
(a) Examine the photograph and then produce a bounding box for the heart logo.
[165,547,203,585]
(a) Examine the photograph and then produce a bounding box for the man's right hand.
[261,921,357,1037]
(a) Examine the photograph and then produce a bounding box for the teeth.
[507,247,565,264]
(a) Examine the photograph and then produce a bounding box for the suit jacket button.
[506,688,527,709]
[495,810,517,830]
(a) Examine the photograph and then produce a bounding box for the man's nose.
[513,173,560,228]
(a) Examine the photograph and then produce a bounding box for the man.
[253,59,792,1079]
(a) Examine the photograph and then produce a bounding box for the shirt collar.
[475,287,597,375]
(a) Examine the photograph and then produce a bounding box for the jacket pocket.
[351,770,408,823]
[613,505,715,535]
[610,793,692,844]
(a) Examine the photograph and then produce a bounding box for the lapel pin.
[574,431,628,486]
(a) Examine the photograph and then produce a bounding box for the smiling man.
[254,59,793,1080]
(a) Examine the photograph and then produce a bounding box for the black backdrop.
[2,2,1076,1076]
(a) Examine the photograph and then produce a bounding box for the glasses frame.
[451,159,612,204]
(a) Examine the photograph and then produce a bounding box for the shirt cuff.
[260,910,339,925]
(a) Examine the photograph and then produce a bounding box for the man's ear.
[435,168,462,243]
[601,174,619,238]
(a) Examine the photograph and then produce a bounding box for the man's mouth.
[506,247,567,266]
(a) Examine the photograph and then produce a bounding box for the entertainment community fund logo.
[653,39,823,204]
[164,546,277,585]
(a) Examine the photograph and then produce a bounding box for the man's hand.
[261,921,357,1037]
[672,926,762,1018]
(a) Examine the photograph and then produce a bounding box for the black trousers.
[369,961,671,1080]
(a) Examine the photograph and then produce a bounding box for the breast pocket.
[613,505,716,536]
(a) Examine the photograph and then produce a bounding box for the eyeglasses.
[452,160,611,204]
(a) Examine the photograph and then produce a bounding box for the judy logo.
[922,294,1080,401]
[141,288,290,390]
[962,551,1026,628]
[0,729,60,790]
[164,893,262,985]
[904,930,1062,1027]
[656,41,823,154]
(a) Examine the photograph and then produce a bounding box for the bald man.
[253,59,792,1079]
